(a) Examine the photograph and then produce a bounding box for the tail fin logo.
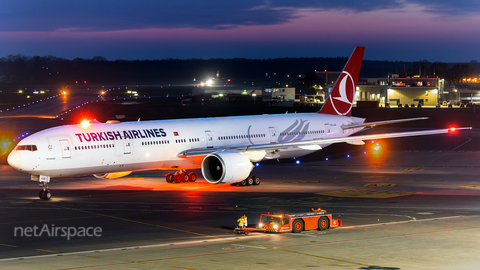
[318,46,364,116]
[331,71,355,116]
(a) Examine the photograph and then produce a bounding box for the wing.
[341,117,429,130]
[178,127,471,158]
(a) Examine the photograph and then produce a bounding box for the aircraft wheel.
[181,173,189,182]
[246,176,254,186]
[166,173,174,183]
[253,176,261,185]
[174,174,182,183]
[188,172,196,182]
[40,190,52,200]
[44,190,52,200]
[239,179,247,186]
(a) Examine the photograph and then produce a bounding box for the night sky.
[1,0,479,62]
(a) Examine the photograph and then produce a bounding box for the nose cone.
[7,151,21,170]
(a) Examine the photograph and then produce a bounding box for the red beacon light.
[80,120,91,129]
[448,126,457,133]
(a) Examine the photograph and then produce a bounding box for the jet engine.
[93,171,132,179]
[201,151,253,184]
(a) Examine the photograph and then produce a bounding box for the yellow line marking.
[460,185,480,189]
[404,167,425,171]
[37,249,58,253]
[8,200,33,204]
[363,183,396,187]
[360,175,386,179]
[0,243,17,247]
[123,260,147,264]
[316,189,415,198]
[1,184,39,189]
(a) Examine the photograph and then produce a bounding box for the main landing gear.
[165,170,197,183]
[39,181,52,200]
[230,175,261,187]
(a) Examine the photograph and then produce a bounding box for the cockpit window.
[16,145,38,151]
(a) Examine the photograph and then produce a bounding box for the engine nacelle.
[201,151,253,184]
[93,171,132,179]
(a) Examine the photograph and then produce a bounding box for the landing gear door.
[205,131,213,148]
[268,127,276,143]
[59,140,71,158]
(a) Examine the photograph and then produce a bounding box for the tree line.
[0,54,477,87]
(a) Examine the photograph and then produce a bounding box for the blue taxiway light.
[295,160,300,164]
[255,163,260,167]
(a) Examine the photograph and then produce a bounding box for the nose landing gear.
[34,175,52,200]
[39,181,52,200]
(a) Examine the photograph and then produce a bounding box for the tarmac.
[1,87,480,269]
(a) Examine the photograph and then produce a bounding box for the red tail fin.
[319,47,365,116]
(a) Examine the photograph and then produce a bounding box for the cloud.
[1,0,478,32]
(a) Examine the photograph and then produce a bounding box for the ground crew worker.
[237,215,248,228]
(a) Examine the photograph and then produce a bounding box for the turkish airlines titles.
[74,128,168,143]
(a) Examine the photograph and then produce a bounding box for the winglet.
[319,47,365,116]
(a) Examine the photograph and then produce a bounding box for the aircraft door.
[123,139,132,154]
[59,140,71,158]
[205,131,213,148]
[324,123,331,139]
[268,127,276,143]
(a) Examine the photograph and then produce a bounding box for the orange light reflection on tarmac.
[61,177,227,192]
[366,140,388,165]
[61,91,68,112]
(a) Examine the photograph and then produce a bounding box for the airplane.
[7,47,470,200]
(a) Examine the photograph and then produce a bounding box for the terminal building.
[318,71,444,107]
[356,75,443,107]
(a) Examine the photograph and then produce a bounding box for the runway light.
[296,160,300,164]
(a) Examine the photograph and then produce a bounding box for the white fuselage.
[8,113,365,177]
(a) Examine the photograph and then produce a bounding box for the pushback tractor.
[234,208,342,235]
